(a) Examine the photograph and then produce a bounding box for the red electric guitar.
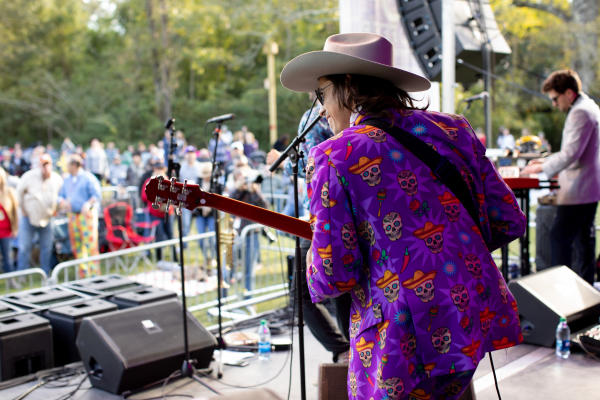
[144,176,313,240]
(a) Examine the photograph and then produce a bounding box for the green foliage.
[0,0,597,153]
[0,0,338,148]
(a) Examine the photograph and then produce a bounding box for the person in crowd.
[85,138,109,183]
[61,137,76,155]
[522,69,600,284]
[272,134,290,152]
[229,169,267,297]
[179,147,204,240]
[105,141,119,165]
[58,154,102,278]
[280,32,526,398]
[267,92,351,364]
[9,145,30,177]
[126,151,146,188]
[140,159,176,261]
[241,127,259,158]
[16,154,63,274]
[0,167,18,275]
[121,144,135,166]
[497,126,515,150]
[108,154,128,187]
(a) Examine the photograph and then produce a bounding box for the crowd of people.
[0,125,277,286]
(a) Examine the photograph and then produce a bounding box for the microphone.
[463,92,489,103]
[206,113,235,124]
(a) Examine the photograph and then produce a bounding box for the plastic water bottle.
[555,317,571,359]
[258,319,271,361]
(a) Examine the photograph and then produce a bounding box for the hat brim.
[281,51,431,93]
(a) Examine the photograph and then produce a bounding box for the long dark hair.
[325,74,427,122]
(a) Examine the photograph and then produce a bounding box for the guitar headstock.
[144,176,207,214]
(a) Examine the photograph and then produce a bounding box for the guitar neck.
[202,192,313,240]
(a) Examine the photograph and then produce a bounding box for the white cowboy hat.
[280,32,431,93]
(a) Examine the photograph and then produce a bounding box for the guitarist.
[280,33,526,399]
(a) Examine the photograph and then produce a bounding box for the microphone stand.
[208,122,226,379]
[269,106,320,400]
[164,118,219,394]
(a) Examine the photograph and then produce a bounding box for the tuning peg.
[170,177,178,192]
[157,175,167,191]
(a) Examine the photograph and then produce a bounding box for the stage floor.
[2,324,599,400]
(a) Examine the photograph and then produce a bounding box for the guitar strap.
[364,119,486,247]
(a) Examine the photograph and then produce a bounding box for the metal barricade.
[0,268,48,293]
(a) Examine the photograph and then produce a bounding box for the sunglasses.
[550,93,562,103]
[315,83,333,105]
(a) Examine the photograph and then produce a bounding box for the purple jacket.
[307,109,526,399]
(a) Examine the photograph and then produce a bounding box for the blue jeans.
[244,232,260,293]
[17,216,54,274]
[181,209,216,261]
[0,237,13,273]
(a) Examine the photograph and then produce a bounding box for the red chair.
[103,202,155,252]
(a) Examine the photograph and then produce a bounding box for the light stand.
[164,118,219,394]
[269,106,321,400]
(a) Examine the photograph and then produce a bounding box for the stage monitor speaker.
[63,274,143,296]
[508,266,600,347]
[0,313,53,381]
[1,285,89,311]
[43,299,118,366]
[109,286,177,309]
[76,299,217,394]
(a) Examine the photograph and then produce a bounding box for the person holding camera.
[229,168,267,297]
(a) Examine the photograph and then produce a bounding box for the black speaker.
[0,313,54,381]
[43,299,118,366]
[76,299,217,394]
[397,0,511,85]
[109,286,177,309]
[1,285,89,311]
[63,274,143,296]
[508,266,600,347]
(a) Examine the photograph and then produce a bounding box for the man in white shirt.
[16,153,63,274]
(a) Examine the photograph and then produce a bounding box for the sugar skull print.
[464,254,482,279]
[376,320,389,350]
[402,270,437,303]
[341,222,357,250]
[317,244,333,276]
[349,156,383,187]
[381,377,404,400]
[382,211,402,241]
[397,170,418,196]
[413,222,445,254]
[350,372,357,397]
[353,284,367,307]
[480,307,496,335]
[305,156,315,184]
[320,181,337,208]
[350,312,361,338]
[376,270,401,302]
[438,191,461,222]
[358,220,376,246]
[450,284,470,312]
[400,332,416,359]
[431,327,451,354]
[356,337,375,368]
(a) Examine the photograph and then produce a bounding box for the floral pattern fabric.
[307,108,526,399]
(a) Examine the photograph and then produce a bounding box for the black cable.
[52,371,90,400]
[488,351,502,400]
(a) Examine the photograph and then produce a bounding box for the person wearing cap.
[58,153,102,278]
[16,153,63,274]
[281,33,526,398]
